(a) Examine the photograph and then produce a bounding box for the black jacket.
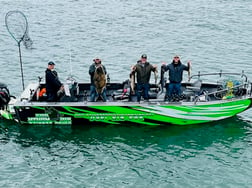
[164,61,189,83]
[45,68,62,93]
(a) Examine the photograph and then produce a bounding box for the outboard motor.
[0,83,11,109]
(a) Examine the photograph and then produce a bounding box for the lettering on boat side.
[26,113,154,124]
[27,113,72,124]
[74,113,153,121]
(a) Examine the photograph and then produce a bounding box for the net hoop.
[5,10,28,44]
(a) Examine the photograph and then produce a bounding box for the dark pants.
[136,83,149,101]
[90,85,107,102]
[47,91,58,102]
[166,83,182,97]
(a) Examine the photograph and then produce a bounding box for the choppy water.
[0,0,252,187]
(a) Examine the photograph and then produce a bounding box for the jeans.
[136,83,149,101]
[166,83,181,97]
[90,85,107,102]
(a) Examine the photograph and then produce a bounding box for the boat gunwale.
[13,96,252,107]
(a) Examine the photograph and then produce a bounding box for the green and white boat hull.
[13,97,252,125]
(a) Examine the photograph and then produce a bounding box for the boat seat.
[186,79,202,91]
[111,80,131,101]
[112,88,130,100]
[183,79,202,98]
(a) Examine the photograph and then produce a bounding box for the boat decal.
[131,99,251,121]
[15,98,252,125]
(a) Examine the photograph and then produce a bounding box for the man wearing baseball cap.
[45,61,64,102]
[89,58,108,102]
[131,54,157,102]
[162,55,191,101]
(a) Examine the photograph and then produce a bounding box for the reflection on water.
[1,116,250,150]
[1,0,252,186]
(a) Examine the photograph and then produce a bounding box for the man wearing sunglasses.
[162,55,191,101]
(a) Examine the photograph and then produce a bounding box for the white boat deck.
[20,83,40,101]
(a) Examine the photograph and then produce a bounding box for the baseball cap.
[141,54,147,58]
[48,61,55,65]
[93,58,101,63]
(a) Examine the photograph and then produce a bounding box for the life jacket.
[39,88,46,97]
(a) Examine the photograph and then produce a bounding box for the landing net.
[5,10,33,49]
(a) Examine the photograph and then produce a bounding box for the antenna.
[69,44,73,77]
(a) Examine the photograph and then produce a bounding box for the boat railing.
[194,82,250,104]
[189,70,248,83]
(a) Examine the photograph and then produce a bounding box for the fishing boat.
[1,70,252,126]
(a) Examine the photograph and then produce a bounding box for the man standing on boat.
[130,54,157,102]
[45,61,64,102]
[162,55,191,101]
[89,58,108,102]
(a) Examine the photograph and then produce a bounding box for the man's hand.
[187,61,191,67]
[131,65,136,72]
[96,64,102,68]
[60,85,64,91]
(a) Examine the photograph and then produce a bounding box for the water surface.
[0,0,252,187]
